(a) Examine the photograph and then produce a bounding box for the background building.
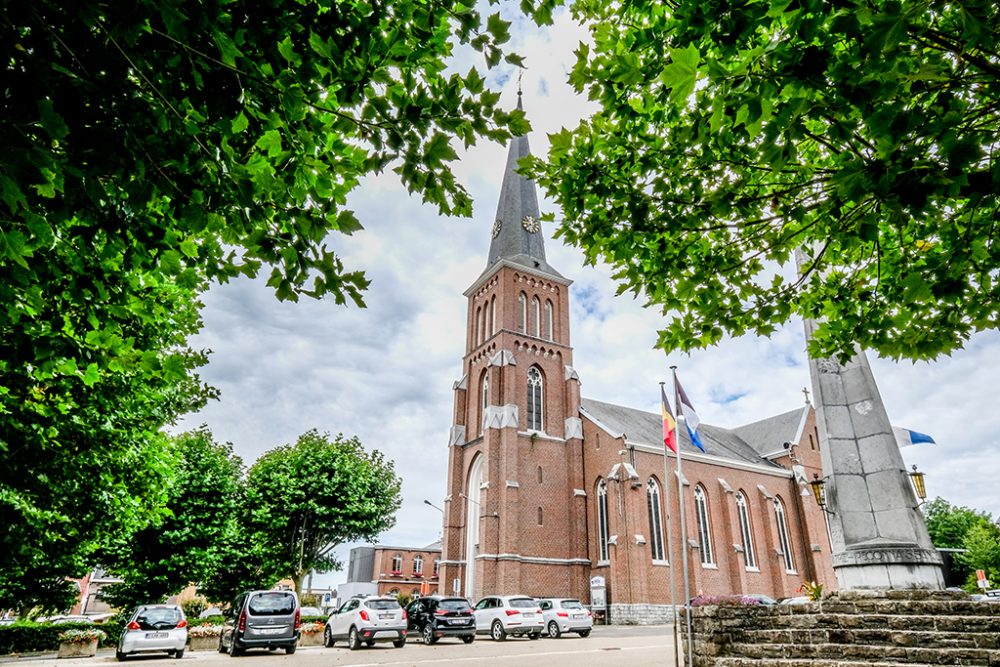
[345,542,442,598]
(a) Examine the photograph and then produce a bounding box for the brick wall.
[684,590,1000,666]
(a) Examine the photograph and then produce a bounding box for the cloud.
[176,6,1000,593]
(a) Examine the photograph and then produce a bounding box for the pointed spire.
[484,93,563,280]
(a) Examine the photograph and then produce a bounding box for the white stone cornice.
[488,350,517,367]
[453,374,468,391]
[757,483,773,500]
[506,480,520,488]
[564,417,583,440]
[449,425,466,446]
[574,489,587,497]
[718,478,733,494]
[484,404,518,429]
[564,365,580,382]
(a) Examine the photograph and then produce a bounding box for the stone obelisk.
[805,316,944,589]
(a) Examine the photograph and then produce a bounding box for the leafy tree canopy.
[923,497,1000,590]
[100,428,245,611]
[2,0,523,609]
[527,0,999,360]
[245,430,402,595]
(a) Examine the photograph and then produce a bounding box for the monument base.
[837,562,945,589]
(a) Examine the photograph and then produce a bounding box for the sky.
[175,5,1000,593]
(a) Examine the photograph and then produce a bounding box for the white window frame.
[694,485,715,565]
[413,555,423,575]
[597,479,610,563]
[775,497,796,573]
[647,478,666,562]
[736,491,757,570]
[527,367,543,431]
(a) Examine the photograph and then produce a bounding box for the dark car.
[406,596,476,644]
[219,590,300,656]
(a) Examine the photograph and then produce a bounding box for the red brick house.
[346,542,442,598]
[436,97,835,623]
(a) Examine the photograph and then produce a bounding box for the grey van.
[219,590,300,656]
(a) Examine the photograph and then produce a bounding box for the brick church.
[435,97,836,623]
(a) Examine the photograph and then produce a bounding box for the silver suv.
[473,595,543,640]
[324,596,406,650]
[539,598,593,638]
[219,590,300,656]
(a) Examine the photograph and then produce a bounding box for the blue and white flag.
[675,377,705,452]
[893,426,936,448]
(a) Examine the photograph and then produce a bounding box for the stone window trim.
[597,478,610,563]
[526,366,544,432]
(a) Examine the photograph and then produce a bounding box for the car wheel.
[285,643,296,655]
[228,635,244,657]
[267,646,277,651]
[347,626,361,651]
[392,639,405,648]
[462,635,474,644]
[578,630,591,638]
[174,648,185,659]
[529,632,540,640]
[547,621,561,638]
[217,635,227,654]
[422,624,437,645]
[365,641,374,647]
[115,649,127,661]
[324,626,335,647]
[490,620,507,642]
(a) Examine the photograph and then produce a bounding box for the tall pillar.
[805,319,943,589]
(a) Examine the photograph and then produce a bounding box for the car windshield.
[248,593,296,616]
[509,598,537,608]
[365,599,400,610]
[561,600,584,609]
[135,607,181,630]
[440,599,472,612]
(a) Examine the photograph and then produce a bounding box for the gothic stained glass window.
[736,491,757,569]
[647,479,666,562]
[527,367,543,431]
[694,485,715,565]
[597,479,609,562]
[775,497,796,572]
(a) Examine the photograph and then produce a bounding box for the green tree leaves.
[924,498,1000,591]
[530,0,1000,361]
[243,430,402,595]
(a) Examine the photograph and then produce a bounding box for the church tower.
[438,98,590,601]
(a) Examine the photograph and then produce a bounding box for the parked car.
[742,594,778,605]
[406,596,476,644]
[299,606,324,618]
[473,595,544,641]
[116,604,187,661]
[324,596,406,650]
[538,598,592,638]
[778,596,810,605]
[219,590,300,656]
[199,607,223,618]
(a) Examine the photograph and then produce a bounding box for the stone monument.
[805,316,944,589]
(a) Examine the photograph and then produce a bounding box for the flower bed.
[57,629,106,659]
[298,622,325,646]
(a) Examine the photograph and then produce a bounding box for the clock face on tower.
[522,215,540,233]
[492,219,502,238]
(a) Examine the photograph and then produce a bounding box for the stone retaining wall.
[607,603,677,625]
[684,590,1000,666]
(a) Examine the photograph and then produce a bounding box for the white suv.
[324,596,406,650]
[539,598,593,638]
[473,595,544,640]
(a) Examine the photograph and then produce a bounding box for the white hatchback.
[473,595,544,641]
[539,598,593,638]
[116,604,187,660]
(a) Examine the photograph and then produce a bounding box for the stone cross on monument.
[803,324,945,589]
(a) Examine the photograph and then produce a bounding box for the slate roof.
[481,96,565,282]
[580,397,792,470]
[731,407,808,456]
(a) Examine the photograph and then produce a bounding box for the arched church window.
[537,507,543,525]
[694,485,715,565]
[480,373,489,435]
[537,466,543,484]
[532,296,541,337]
[491,295,497,335]
[517,293,526,333]
[597,479,610,563]
[475,306,482,345]
[775,497,796,572]
[527,367,543,431]
[736,491,757,570]
[646,478,666,562]
[544,300,553,340]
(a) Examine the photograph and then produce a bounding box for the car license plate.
[573,613,586,619]
[451,619,469,625]
[523,613,534,618]
[259,628,284,635]
[379,613,392,619]
[145,632,168,639]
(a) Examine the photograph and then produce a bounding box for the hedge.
[0,621,121,654]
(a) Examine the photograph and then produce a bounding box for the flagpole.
[660,382,681,667]
[672,366,694,667]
